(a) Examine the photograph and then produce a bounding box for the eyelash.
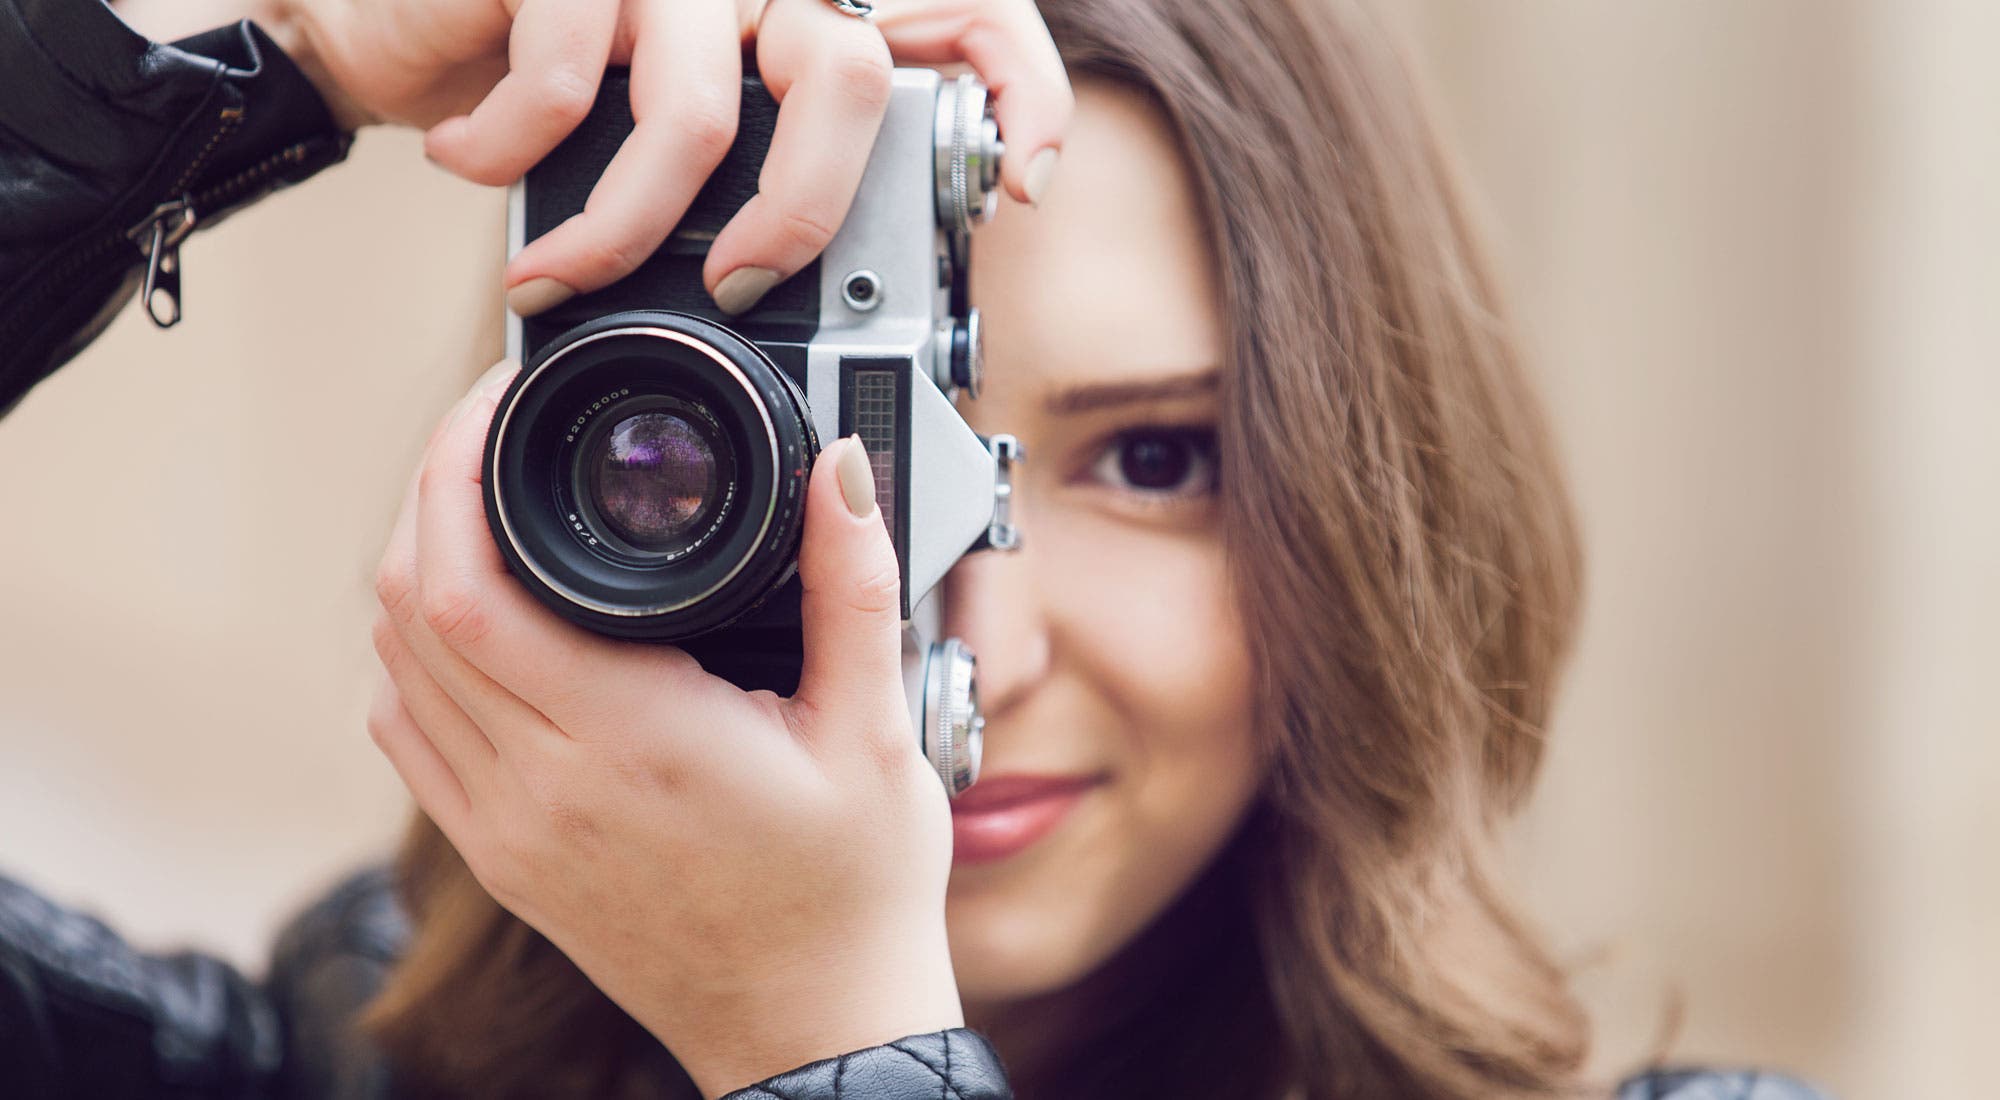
[1082,426,1221,502]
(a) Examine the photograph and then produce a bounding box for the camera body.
[488,69,1016,793]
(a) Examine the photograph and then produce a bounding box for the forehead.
[968,78,1225,394]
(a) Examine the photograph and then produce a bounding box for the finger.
[379,365,540,762]
[504,0,742,314]
[790,436,906,734]
[366,673,473,836]
[409,360,521,627]
[873,0,1074,206]
[405,363,562,746]
[699,0,893,315]
[424,0,621,187]
[376,480,501,780]
[406,360,711,730]
[425,359,518,461]
[372,615,501,798]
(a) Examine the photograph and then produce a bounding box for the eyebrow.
[1042,368,1220,414]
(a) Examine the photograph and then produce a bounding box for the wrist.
[112,0,373,132]
[666,932,966,1099]
[251,0,375,132]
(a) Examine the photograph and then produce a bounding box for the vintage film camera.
[486,68,1019,795]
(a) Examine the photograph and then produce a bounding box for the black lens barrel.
[484,311,817,641]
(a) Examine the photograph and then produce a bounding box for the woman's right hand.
[366,364,965,1096]
[262,0,1074,315]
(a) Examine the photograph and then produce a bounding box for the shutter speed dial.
[922,637,984,796]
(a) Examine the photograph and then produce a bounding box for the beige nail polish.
[713,266,783,316]
[1024,147,1061,208]
[835,436,877,519]
[507,277,575,318]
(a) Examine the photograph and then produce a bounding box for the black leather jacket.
[0,866,1007,1100]
[0,0,350,415]
[0,866,1827,1100]
[0,3,1832,1098]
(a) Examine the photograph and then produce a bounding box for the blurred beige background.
[1,2,1993,1097]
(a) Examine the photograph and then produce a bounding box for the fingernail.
[713,266,782,316]
[442,392,476,434]
[507,277,575,318]
[476,358,519,397]
[1024,147,1060,208]
[835,436,876,519]
[442,361,518,435]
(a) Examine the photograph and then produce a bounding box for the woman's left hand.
[366,361,960,1099]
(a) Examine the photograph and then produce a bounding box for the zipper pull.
[127,197,198,329]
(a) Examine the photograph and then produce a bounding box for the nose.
[940,542,1051,725]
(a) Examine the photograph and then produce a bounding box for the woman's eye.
[1088,428,1219,498]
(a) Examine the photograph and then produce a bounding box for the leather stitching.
[885,1036,965,1100]
[887,1036,949,1079]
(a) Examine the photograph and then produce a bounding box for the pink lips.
[950,774,1102,865]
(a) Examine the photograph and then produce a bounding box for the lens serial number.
[565,388,635,444]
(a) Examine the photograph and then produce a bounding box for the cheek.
[951,512,1263,999]
[1047,513,1254,747]
[1063,520,1261,903]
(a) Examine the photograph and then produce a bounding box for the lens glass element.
[588,411,720,550]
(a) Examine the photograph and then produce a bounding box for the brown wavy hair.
[363,1,1593,1096]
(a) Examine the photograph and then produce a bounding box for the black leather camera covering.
[518,69,821,378]
[505,69,838,695]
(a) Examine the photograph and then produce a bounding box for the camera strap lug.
[981,433,1022,552]
[127,196,198,329]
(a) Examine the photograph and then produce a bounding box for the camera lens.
[485,311,817,641]
[585,408,723,551]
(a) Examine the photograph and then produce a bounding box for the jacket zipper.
[124,103,245,329]
[127,133,322,328]
[127,132,318,326]
[3,104,323,344]
[129,196,199,327]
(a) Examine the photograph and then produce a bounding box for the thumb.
[791,436,907,733]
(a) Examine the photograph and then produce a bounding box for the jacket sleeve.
[0,872,285,1099]
[265,868,1018,1100]
[4,861,1012,1100]
[260,867,405,1100]
[720,1030,1012,1100]
[0,0,351,419]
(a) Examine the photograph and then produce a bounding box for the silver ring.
[827,0,874,17]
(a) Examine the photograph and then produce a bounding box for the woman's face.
[942,77,1264,1006]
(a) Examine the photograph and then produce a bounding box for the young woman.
[353,2,1827,1098]
[0,0,1825,1097]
